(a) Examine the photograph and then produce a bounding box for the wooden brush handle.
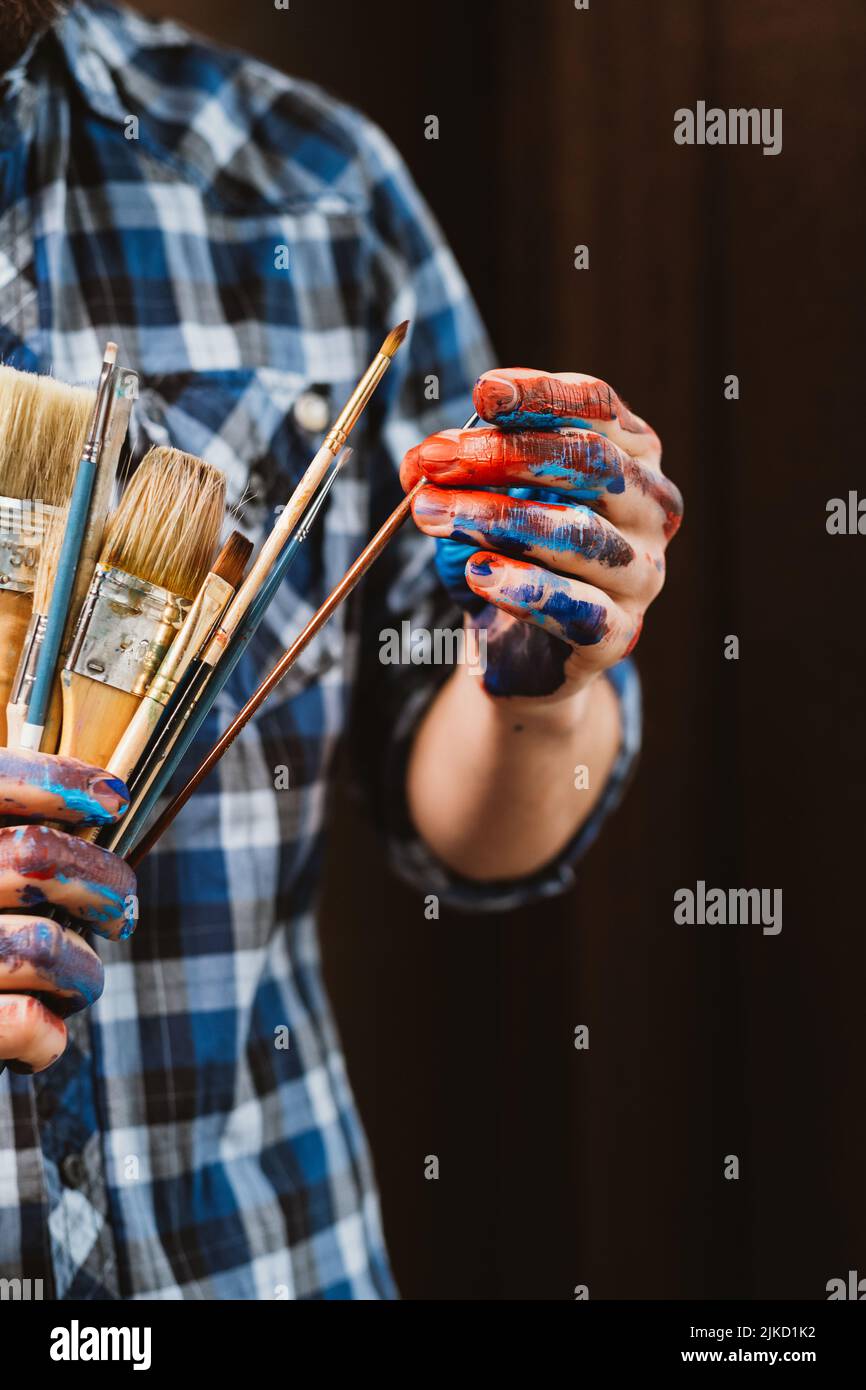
[6,678,63,753]
[0,591,33,746]
[60,670,140,770]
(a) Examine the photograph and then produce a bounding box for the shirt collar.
[53,2,135,126]
[0,28,48,106]
[1,3,133,127]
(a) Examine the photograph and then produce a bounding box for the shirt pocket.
[132,366,365,715]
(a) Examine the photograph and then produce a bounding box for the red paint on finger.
[474,370,653,436]
[410,427,629,495]
[18,863,57,880]
[0,994,67,1036]
[624,616,644,656]
[623,459,684,539]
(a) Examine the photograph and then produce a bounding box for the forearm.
[406,665,622,882]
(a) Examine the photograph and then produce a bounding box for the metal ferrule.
[146,573,233,707]
[324,351,388,455]
[9,611,46,707]
[65,566,189,697]
[0,498,63,594]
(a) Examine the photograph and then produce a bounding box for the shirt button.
[293,390,330,434]
[60,1153,88,1189]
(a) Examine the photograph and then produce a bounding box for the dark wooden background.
[138,0,866,1299]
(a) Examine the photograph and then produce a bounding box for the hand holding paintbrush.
[1,325,411,1070]
[0,435,230,1074]
[0,746,136,1075]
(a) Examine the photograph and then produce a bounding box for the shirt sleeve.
[347,121,642,911]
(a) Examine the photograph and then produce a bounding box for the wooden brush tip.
[211,530,253,590]
[380,320,410,359]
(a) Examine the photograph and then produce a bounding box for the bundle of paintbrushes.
[126,407,479,868]
[2,325,414,871]
[0,350,240,785]
[0,325,420,1080]
[100,320,411,859]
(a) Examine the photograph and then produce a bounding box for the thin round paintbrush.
[57,445,226,769]
[104,323,409,856]
[19,344,118,751]
[0,367,95,745]
[197,321,408,679]
[6,508,67,751]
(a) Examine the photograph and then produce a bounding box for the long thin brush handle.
[19,459,98,747]
[209,440,332,654]
[128,481,422,867]
[119,660,206,807]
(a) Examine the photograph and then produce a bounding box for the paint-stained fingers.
[0,993,68,1072]
[0,825,137,941]
[412,487,665,601]
[472,368,662,464]
[401,426,627,492]
[0,915,104,1018]
[0,747,130,827]
[400,428,683,542]
[464,552,642,662]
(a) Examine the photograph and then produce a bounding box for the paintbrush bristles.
[102,446,226,600]
[211,531,253,590]
[0,366,96,506]
[379,320,409,360]
[32,510,67,614]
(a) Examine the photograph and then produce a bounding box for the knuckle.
[13,993,47,1046]
[0,822,73,865]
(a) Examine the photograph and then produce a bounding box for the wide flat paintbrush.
[58,445,225,769]
[105,323,409,855]
[106,529,252,784]
[0,367,95,745]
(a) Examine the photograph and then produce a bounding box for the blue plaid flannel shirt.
[0,2,641,1299]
